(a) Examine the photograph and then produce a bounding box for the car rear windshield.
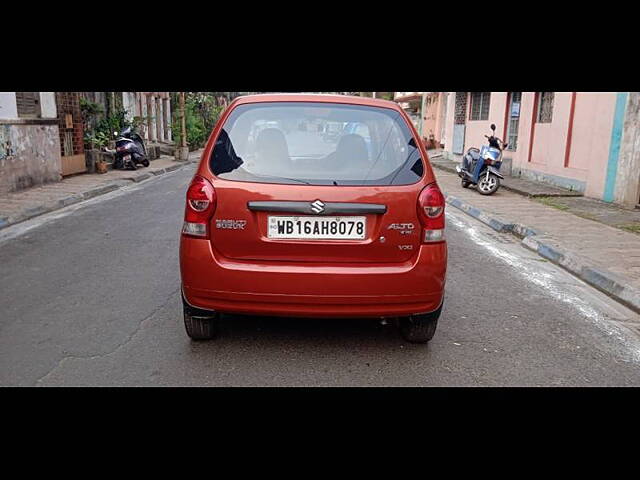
[209,101,424,186]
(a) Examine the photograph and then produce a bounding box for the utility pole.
[180,92,187,148]
[176,92,189,161]
[420,92,426,141]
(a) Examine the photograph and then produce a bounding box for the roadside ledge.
[0,159,198,232]
[431,158,582,197]
[445,193,640,314]
[445,195,514,233]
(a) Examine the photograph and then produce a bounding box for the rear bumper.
[180,238,447,318]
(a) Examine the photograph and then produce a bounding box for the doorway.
[506,92,522,151]
[452,92,467,155]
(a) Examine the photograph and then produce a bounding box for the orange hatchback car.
[180,94,447,343]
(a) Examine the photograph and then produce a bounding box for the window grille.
[537,92,554,123]
[15,92,41,118]
[470,92,490,121]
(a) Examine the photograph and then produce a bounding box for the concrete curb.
[445,195,514,233]
[0,160,197,232]
[445,193,640,314]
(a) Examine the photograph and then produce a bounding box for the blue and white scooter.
[456,124,508,195]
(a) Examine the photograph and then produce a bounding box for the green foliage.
[535,197,570,211]
[95,107,131,137]
[84,106,138,149]
[84,130,110,149]
[80,97,104,117]
[172,93,224,149]
[358,92,395,100]
[131,116,145,131]
[619,223,640,234]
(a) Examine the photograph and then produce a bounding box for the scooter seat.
[467,150,480,161]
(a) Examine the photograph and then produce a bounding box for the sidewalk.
[0,150,203,230]
[428,151,583,197]
[431,163,640,313]
[428,150,640,233]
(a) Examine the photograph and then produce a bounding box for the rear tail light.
[182,175,216,238]
[417,183,445,243]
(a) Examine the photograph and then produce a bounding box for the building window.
[537,92,554,123]
[506,92,522,151]
[15,92,41,118]
[469,92,491,121]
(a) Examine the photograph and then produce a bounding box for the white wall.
[442,92,456,152]
[39,92,57,118]
[0,92,19,119]
[0,92,57,119]
[122,92,138,120]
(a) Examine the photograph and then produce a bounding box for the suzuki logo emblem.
[310,200,325,214]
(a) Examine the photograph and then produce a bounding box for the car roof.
[230,93,402,111]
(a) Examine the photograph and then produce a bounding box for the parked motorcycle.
[456,124,508,195]
[107,126,149,170]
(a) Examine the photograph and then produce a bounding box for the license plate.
[123,154,131,161]
[268,216,366,240]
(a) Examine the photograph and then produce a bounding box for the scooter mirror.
[490,124,496,132]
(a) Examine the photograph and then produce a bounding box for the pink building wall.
[420,93,444,144]
[443,92,618,200]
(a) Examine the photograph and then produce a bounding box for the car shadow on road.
[220,313,395,338]
[190,313,433,350]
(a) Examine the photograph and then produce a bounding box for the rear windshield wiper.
[244,172,312,185]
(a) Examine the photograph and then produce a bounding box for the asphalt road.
[1,164,639,386]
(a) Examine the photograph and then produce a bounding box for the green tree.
[171,92,224,149]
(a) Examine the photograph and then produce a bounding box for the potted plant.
[88,131,110,173]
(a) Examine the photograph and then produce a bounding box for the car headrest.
[336,134,368,162]
[255,128,290,160]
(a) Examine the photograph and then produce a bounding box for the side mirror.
[490,124,496,132]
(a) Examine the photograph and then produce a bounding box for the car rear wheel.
[184,309,219,340]
[182,296,219,340]
[398,303,442,344]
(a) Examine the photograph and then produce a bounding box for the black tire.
[477,172,500,195]
[142,159,150,167]
[398,302,443,344]
[184,308,219,340]
[461,179,471,188]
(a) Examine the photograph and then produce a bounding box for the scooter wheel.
[142,159,150,167]
[477,173,500,195]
